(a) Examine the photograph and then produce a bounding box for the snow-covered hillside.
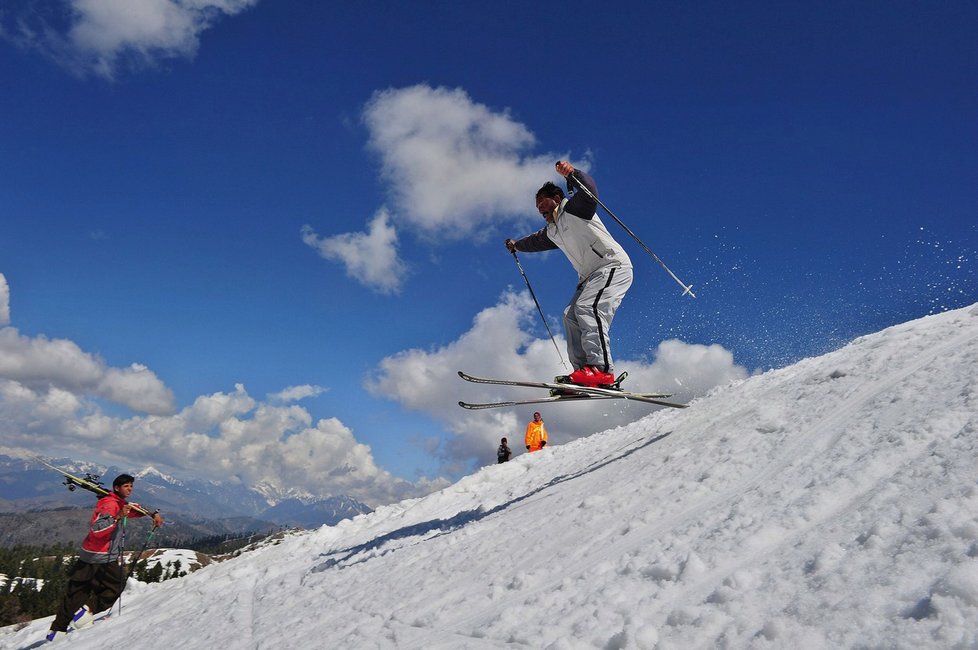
[4,304,977,649]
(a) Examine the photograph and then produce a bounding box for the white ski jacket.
[514,171,632,283]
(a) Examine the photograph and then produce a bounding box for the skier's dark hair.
[113,473,135,488]
[536,181,564,201]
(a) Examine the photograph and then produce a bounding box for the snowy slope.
[4,304,977,649]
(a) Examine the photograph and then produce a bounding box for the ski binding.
[457,371,687,409]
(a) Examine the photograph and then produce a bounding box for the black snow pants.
[50,559,124,632]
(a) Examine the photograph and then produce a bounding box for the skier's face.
[536,194,559,220]
[115,482,134,498]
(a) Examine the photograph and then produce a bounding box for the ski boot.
[551,369,627,396]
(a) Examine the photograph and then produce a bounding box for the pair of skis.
[31,455,158,518]
[457,371,687,410]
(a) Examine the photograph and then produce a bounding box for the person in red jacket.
[47,473,163,640]
[524,411,549,452]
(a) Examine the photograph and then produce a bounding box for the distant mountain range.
[0,454,372,547]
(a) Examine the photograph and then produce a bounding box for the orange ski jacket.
[525,420,548,452]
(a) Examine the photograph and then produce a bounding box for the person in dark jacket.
[506,161,633,387]
[47,473,163,640]
[497,437,512,463]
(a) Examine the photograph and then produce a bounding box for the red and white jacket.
[79,492,146,564]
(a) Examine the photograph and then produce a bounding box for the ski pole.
[510,250,568,367]
[118,515,158,616]
[126,527,157,583]
[116,516,128,616]
[559,162,696,298]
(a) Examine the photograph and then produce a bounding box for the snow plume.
[367,290,748,471]
[0,0,258,80]
[0,274,9,326]
[301,209,408,295]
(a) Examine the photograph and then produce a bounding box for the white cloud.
[99,362,177,414]
[0,278,432,505]
[367,290,749,468]
[268,384,327,403]
[0,379,83,422]
[363,85,559,238]
[1,0,258,79]
[306,84,580,292]
[0,281,439,506]
[184,383,255,430]
[0,379,430,506]
[0,327,175,415]
[302,209,408,295]
[0,274,9,326]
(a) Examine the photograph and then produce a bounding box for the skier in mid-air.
[506,161,633,387]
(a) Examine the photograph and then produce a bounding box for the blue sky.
[1,0,975,506]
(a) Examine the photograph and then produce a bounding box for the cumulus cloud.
[0,380,430,506]
[0,282,436,506]
[0,281,430,504]
[0,0,258,79]
[363,84,558,238]
[302,209,408,295]
[306,84,578,292]
[268,384,327,403]
[0,327,175,415]
[367,290,749,469]
[0,274,9,326]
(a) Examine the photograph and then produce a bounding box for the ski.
[32,456,157,518]
[459,393,625,410]
[457,371,688,409]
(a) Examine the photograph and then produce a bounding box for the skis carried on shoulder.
[31,456,157,517]
[457,371,688,410]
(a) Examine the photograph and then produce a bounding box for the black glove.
[540,440,546,447]
[526,445,531,451]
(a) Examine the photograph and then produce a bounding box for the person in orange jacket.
[524,411,548,452]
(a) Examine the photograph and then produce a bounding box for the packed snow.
[3,304,977,649]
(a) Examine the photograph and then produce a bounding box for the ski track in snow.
[2,305,977,649]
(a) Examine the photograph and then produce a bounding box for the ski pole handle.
[556,161,695,298]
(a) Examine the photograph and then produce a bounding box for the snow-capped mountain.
[260,495,372,529]
[2,303,976,649]
[0,455,371,531]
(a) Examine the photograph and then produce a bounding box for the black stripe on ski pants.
[563,265,632,372]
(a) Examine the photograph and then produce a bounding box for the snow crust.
[3,304,977,649]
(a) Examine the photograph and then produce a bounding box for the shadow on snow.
[311,430,673,572]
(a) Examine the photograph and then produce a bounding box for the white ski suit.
[512,170,633,373]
